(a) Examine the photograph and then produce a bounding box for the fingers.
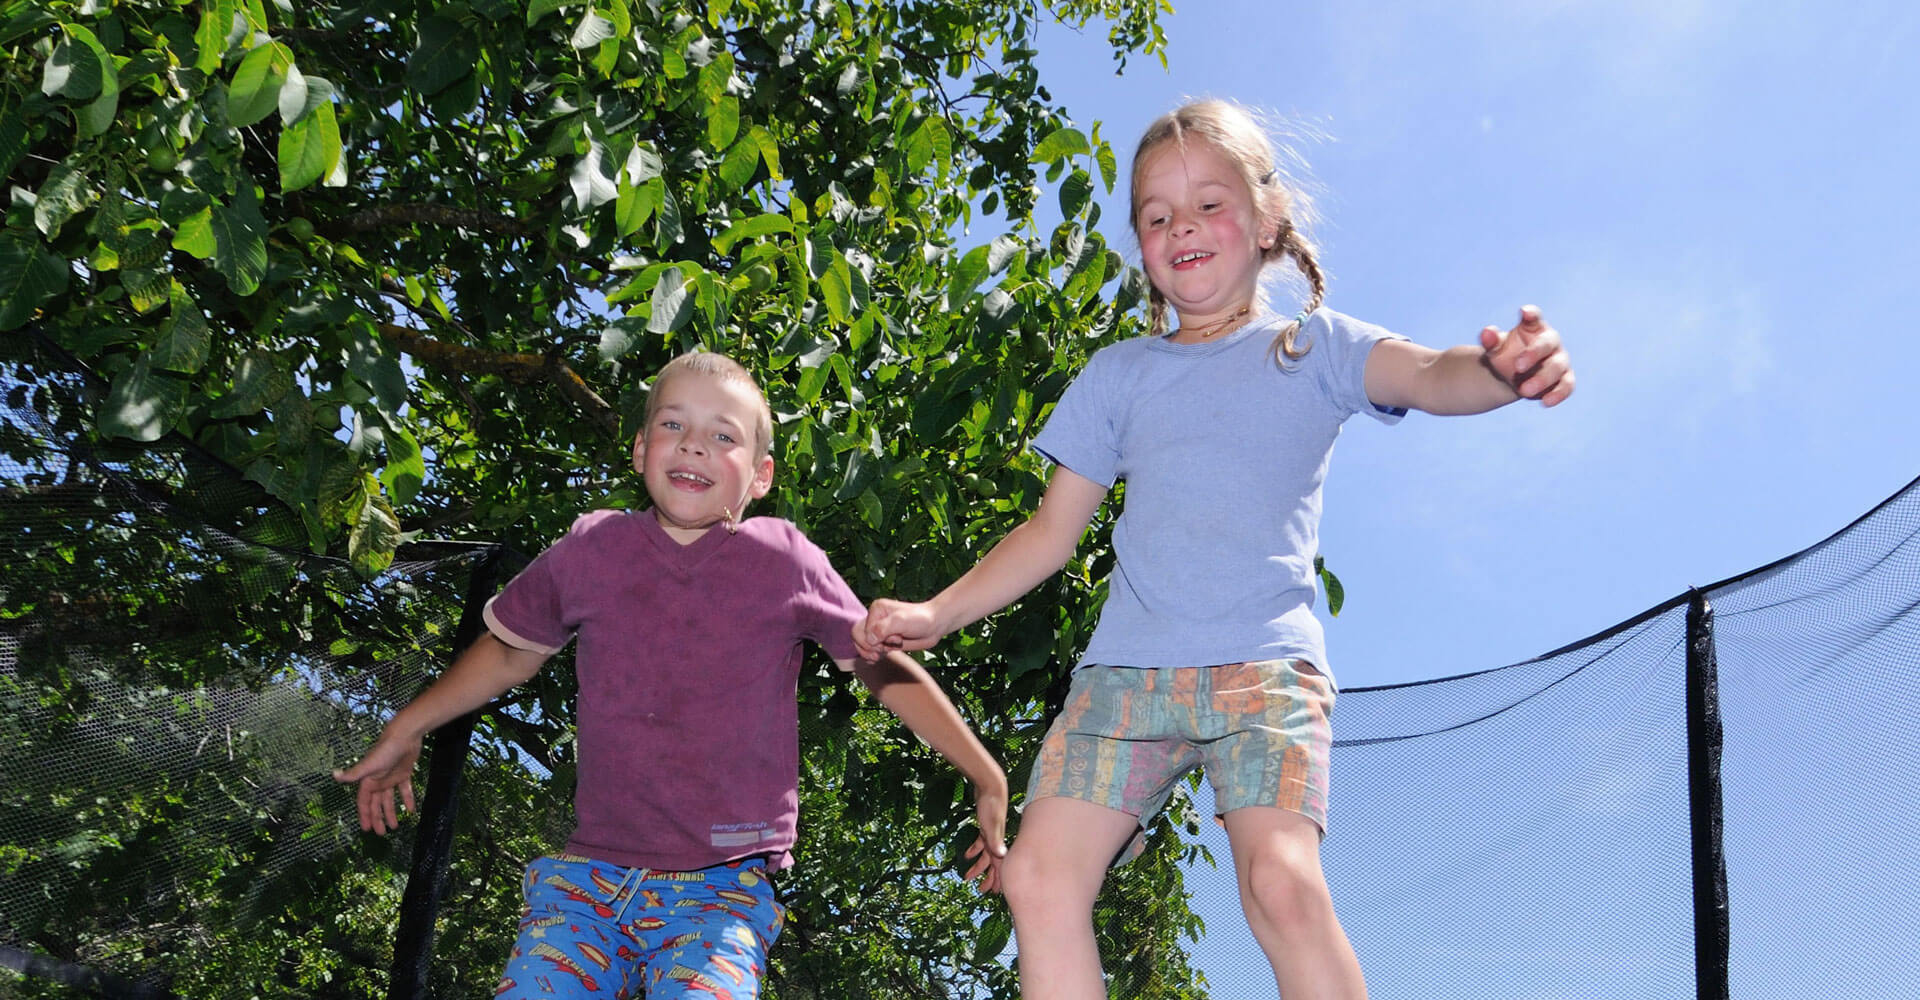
[1478,324,1503,353]
[854,600,942,658]
[963,836,1005,894]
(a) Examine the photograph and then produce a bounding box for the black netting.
[1178,474,1920,998]
[1,345,494,997]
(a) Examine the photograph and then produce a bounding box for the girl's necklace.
[1176,306,1251,341]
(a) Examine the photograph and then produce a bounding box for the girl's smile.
[1133,140,1273,339]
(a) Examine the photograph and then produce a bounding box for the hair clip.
[722,506,739,535]
[1260,169,1277,184]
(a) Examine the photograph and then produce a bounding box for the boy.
[335,351,1008,999]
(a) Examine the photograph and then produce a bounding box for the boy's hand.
[1480,305,1575,406]
[331,731,424,835]
[963,782,1010,894]
[855,598,945,659]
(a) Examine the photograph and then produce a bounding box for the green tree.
[0,0,1229,995]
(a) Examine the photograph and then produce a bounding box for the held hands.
[963,777,1010,894]
[331,730,423,835]
[854,598,946,660]
[1480,305,1575,406]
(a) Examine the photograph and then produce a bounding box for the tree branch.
[339,204,541,239]
[374,323,619,437]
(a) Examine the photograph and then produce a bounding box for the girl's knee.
[1241,848,1335,933]
[1001,842,1095,919]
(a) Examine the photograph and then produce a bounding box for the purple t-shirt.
[482,509,865,872]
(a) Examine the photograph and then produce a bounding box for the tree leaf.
[378,425,425,507]
[170,205,216,259]
[646,266,692,333]
[152,282,211,373]
[407,15,478,96]
[33,166,94,238]
[99,355,187,441]
[276,60,309,125]
[707,95,739,150]
[820,251,853,325]
[277,102,340,192]
[227,41,293,127]
[0,231,69,331]
[569,139,619,210]
[570,10,613,49]
[1059,167,1093,220]
[711,212,792,255]
[526,0,571,26]
[211,349,293,418]
[41,33,103,100]
[1032,125,1090,165]
[210,187,268,295]
[348,484,401,577]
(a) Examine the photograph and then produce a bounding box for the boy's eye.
[715,432,736,444]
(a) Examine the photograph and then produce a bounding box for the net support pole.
[1685,589,1731,1000]
[388,547,503,1000]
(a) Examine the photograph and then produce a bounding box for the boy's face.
[1133,140,1271,332]
[633,371,774,544]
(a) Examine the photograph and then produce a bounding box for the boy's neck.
[651,508,726,546]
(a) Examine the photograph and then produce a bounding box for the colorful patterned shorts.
[1026,659,1336,865]
[495,854,783,999]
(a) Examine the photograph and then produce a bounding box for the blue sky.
[1025,0,1920,994]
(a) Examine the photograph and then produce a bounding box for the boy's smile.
[633,371,774,544]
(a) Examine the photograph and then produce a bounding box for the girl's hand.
[963,782,1010,894]
[854,598,946,659]
[1480,305,1575,406]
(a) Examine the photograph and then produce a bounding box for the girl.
[856,99,1573,999]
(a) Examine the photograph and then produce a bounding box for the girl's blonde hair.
[1128,99,1326,364]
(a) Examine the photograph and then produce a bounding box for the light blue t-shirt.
[1031,308,1406,683]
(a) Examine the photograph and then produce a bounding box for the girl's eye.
[1200,203,1219,212]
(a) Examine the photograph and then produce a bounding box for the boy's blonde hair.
[643,352,775,458]
[1129,99,1326,363]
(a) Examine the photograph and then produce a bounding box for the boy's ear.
[750,454,775,499]
[630,433,646,474]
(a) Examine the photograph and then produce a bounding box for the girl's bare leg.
[1222,806,1367,999]
[1001,796,1141,1000]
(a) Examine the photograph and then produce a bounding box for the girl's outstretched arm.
[855,466,1107,659]
[841,650,1010,892]
[1365,305,1575,415]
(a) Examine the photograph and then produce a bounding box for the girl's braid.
[1268,220,1326,365]
[1147,286,1173,338]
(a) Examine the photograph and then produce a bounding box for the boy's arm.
[839,650,1010,892]
[856,465,1107,658]
[333,633,549,834]
[1365,305,1575,415]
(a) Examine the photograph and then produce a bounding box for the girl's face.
[632,371,774,544]
[1133,140,1272,336]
